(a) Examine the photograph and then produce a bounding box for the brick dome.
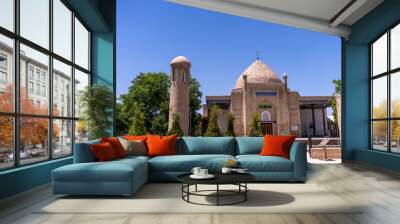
[234,60,281,89]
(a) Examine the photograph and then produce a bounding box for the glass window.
[0,34,13,113]
[75,120,88,143]
[74,18,89,70]
[372,33,387,76]
[19,117,49,165]
[74,69,89,118]
[20,0,49,49]
[391,24,400,70]
[0,116,14,169]
[0,0,14,31]
[372,121,388,151]
[20,44,49,115]
[53,119,72,157]
[53,0,72,60]
[391,120,400,153]
[371,24,400,153]
[372,76,387,119]
[53,59,72,117]
[391,72,400,118]
[0,0,92,169]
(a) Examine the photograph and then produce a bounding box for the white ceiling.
[168,0,384,38]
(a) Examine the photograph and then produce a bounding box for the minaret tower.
[169,56,191,135]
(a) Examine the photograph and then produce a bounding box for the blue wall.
[0,158,72,199]
[344,0,400,171]
[92,32,116,135]
[0,0,116,200]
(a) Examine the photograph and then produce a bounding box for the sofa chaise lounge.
[52,137,307,196]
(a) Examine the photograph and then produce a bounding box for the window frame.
[0,0,92,171]
[370,21,400,154]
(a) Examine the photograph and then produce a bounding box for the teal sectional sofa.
[52,137,307,196]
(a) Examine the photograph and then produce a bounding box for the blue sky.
[117,0,341,103]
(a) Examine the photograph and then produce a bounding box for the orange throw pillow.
[91,142,117,162]
[260,135,296,159]
[101,137,127,158]
[146,135,177,157]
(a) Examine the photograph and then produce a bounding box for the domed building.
[204,58,335,137]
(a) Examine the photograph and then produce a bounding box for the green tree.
[118,72,203,135]
[168,113,184,136]
[330,79,341,126]
[248,112,262,136]
[225,113,235,136]
[120,72,170,134]
[151,114,169,135]
[190,78,203,135]
[116,102,130,135]
[204,105,221,137]
[333,79,341,95]
[129,102,147,135]
[79,84,114,140]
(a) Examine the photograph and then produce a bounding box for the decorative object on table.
[190,167,214,179]
[177,173,255,206]
[222,167,248,174]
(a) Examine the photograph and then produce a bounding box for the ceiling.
[168,0,384,38]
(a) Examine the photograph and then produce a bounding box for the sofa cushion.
[236,137,263,155]
[118,138,147,156]
[180,137,235,155]
[101,137,127,158]
[260,135,296,159]
[149,154,235,172]
[53,158,147,183]
[91,142,118,161]
[236,155,293,172]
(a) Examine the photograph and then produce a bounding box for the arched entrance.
[260,110,274,135]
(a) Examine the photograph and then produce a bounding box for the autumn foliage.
[0,85,59,151]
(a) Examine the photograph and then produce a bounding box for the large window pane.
[74,69,89,118]
[372,121,388,151]
[20,117,49,165]
[372,33,387,76]
[391,72,400,118]
[391,120,400,153]
[53,0,72,60]
[20,44,49,115]
[0,0,14,31]
[391,24,400,70]
[74,18,89,70]
[0,34,14,112]
[53,119,72,157]
[53,59,72,117]
[0,116,13,170]
[372,76,387,119]
[20,0,49,49]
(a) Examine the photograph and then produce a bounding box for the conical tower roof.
[234,59,281,89]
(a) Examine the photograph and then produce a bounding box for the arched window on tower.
[261,110,271,122]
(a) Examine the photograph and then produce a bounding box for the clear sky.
[116,0,341,103]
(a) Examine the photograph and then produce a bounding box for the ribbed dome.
[234,60,281,89]
[170,56,191,65]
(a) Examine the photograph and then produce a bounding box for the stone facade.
[205,59,335,137]
[168,56,191,135]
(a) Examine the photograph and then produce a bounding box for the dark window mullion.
[14,0,20,167]
[49,0,54,160]
[387,30,391,152]
[71,9,76,155]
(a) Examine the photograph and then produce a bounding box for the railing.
[295,137,341,160]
